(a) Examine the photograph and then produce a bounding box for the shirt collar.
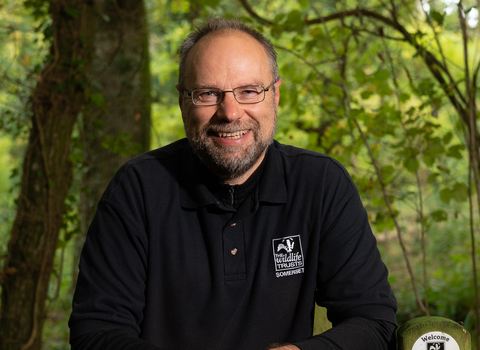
[180,140,287,209]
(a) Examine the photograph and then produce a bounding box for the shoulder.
[270,140,356,188]
[102,139,190,200]
[126,138,189,167]
[117,138,189,175]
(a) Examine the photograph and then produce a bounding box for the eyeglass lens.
[192,85,266,105]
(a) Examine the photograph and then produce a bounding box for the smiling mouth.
[214,130,248,139]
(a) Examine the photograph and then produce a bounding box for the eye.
[195,89,221,101]
[238,87,261,95]
[235,86,263,101]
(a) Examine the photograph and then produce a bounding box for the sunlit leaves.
[354,68,392,98]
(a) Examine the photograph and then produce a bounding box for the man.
[69,18,397,350]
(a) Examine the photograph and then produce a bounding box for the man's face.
[177,32,281,183]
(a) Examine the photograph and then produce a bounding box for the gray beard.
[186,118,276,181]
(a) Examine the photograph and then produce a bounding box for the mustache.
[203,120,258,133]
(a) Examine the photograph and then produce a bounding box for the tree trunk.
[72,0,151,289]
[0,1,87,349]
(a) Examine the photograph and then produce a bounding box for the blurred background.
[0,0,479,349]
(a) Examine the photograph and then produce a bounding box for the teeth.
[216,130,247,139]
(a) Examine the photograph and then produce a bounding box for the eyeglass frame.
[182,83,275,106]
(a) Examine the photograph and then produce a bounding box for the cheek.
[184,107,213,130]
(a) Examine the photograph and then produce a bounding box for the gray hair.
[178,18,280,88]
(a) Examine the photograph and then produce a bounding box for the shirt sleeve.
[71,329,161,350]
[317,162,396,322]
[293,317,396,350]
[69,200,150,347]
[294,159,397,349]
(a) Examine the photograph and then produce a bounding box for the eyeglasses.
[184,84,273,106]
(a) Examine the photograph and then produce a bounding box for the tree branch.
[238,0,272,25]
[240,0,469,114]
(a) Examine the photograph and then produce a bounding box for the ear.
[175,84,183,110]
[274,79,282,107]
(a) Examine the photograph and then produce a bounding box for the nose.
[216,91,242,122]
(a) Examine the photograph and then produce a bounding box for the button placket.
[223,220,246,280]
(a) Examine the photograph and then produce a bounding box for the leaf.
[299,0,309,8]
[284,10,303,31]
[446,144,465,159]
[374,212,386,232]
[90,93,106,108]
[403,155,419,173]
[326,84,344,97]
[376,82,393,96]
[371,197,384,207]
[430,210,448,222]
[348,108,364,119]
[384,217,395,230]
[399,93,410,102]
[380,165,394,183]
[431,11,445,26]
[273,14,286,24]
[354,69,367,84]
[361,91,373,99]
[440,188,452,204]
[423,152,436,167]
[373,69,389,82]
[443,132,453,145]
[452,182,468,202]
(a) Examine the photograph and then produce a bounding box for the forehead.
[184,31,272,88]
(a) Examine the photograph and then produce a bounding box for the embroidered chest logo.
[272,235,305,278]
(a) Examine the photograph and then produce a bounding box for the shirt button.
[230,223,236,227]
[230,248,238,255]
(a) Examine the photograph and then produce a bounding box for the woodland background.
[0,0,479,349]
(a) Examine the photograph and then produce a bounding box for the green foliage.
[383,216,477,331]
[0,0,47,260]
[1,0,480,347]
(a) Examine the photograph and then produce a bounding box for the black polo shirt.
[69,138,397,350]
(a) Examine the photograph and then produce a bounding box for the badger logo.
[277,238,295,253]
[272,235,304,278]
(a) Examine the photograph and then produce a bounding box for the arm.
[294,317,396,350]
[71,329,161,350]
[293,161,397,350]
[69,200,151,349]
[268,318,395,350]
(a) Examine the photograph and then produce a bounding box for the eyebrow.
[192,82,267,89]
